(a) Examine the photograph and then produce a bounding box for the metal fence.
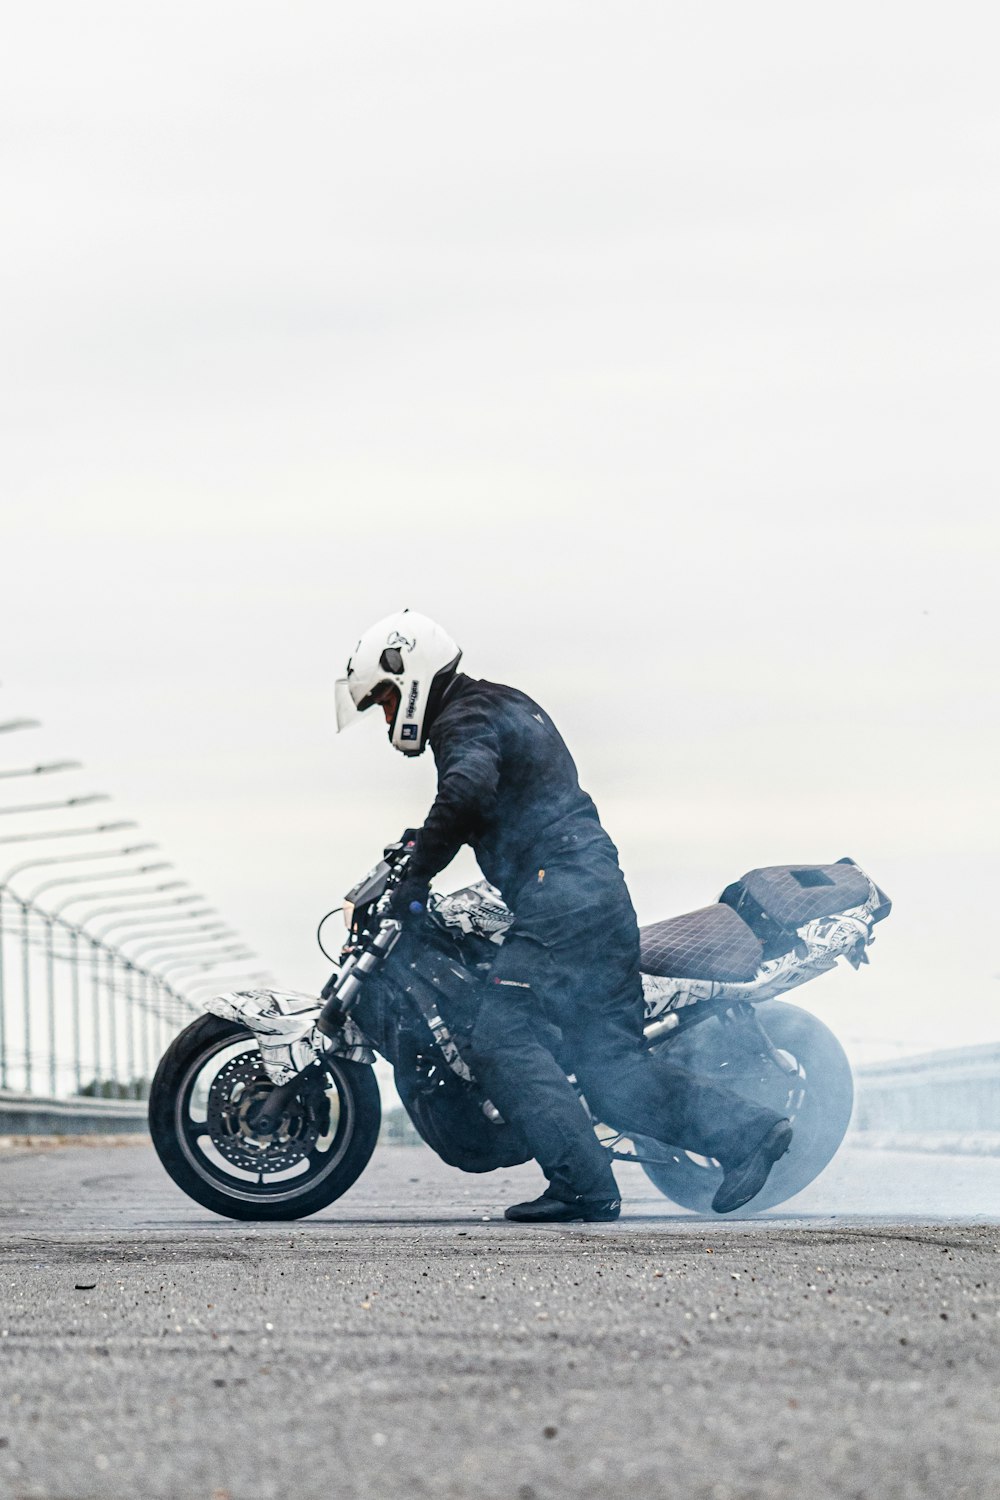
[0,716,265,1110]
[0,884,196,1100]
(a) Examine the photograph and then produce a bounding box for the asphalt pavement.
[1,1139,997,1500]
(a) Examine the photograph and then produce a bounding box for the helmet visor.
[334,678,364,733]
[335,678,401,734]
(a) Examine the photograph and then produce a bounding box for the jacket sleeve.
[408,700,501,881]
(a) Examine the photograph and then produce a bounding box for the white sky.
[2,2,997,1060]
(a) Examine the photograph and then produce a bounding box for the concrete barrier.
[849,1129,1000,1157]
[0,1089,147,1136]
[853,1042,1000,1152]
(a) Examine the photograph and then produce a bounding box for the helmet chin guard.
[335,609,462,755]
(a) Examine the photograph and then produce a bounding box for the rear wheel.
[149,1014,381,1220]
[636,1001,854,1215]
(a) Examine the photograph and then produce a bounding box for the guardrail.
[0,1088,148,1136]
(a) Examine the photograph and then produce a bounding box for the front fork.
[249,1058,325,1136]
[316,919,404,1037]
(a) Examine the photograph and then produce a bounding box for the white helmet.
[335,609,462,756]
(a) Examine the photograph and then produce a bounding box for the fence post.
[21,899,32,1093]
[158,987,170,1057]
[70,926,82,1095]
[90,938,101,1094]
[123,961,136,1098]
[105,948,119,1093]
[0,887,7,1090]
[45,915,57,1096]
[141,972,152,1093]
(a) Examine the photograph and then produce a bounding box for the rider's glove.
[384,828,420,857]
[388,873,430,921]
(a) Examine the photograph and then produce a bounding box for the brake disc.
[206,1052,322,1172]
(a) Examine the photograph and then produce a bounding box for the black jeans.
[467,838,781,1202]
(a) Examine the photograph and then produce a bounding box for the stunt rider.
[333,610,792,1223]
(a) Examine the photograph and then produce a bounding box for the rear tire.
[637,1001,854,1215]
[149,1013,381,1221]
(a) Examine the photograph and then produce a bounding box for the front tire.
[637,1001,854,1215]
[149,1014,381,1220]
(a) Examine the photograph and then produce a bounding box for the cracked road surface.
[1,1140,998,1499]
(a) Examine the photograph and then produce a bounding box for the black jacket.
[408,673,613,902]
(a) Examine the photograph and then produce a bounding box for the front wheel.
[149,1014,381,1220]
[636,1001,854,1215]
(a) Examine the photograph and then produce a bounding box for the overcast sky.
[2,2,997,1060]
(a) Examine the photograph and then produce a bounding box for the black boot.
[711,1119,792,1214]
[505,1186,621,1224]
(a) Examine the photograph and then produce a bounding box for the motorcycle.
[148,843,891,1220]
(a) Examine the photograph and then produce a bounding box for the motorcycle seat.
[639,904,763,983]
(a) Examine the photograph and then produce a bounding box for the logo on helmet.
[405,681,420,718]
[388,630,416,652]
